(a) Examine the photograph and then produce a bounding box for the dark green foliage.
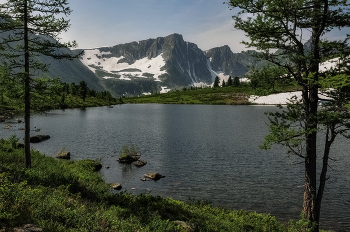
[79,81,88,102]
[0,73,119,112]
[233,76,240,87]
[222,79,226,87]
[69,82,77,96]
[248,66,296,95]
[213,76,220,88]
[227,76,233,86]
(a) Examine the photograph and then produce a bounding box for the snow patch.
[160,86,170,94]
[319,57,341,72]
[249,92,302,105]
[193,82,209,87]
[249,91,331,105]
[81,49,167,81]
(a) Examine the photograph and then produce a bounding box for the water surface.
[1,104,349,231]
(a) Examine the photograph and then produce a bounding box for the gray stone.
[111,183,122,190]
[141,172,165,181]
[134,159,147,167]
[56,150,70,160]
[30,135,50,143]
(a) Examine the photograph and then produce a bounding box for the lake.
[1,104,349,231]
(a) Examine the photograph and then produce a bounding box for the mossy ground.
[123,85,302,105]
[0,138,327,231]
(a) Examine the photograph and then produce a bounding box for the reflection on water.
[1,104,349,231]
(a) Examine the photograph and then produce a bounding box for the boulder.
[118,154,141,163]
[4,124,11,129]
[111,183,122,190]
[56,150,70,160]
[30,135,50,143]
[134,159,147,168]
[141,172,165,181]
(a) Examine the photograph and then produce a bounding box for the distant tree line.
[214,76,241,88]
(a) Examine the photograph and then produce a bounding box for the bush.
[119,145,140,160]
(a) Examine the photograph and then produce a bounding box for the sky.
[1,0,349,53]
[59,0,250,52]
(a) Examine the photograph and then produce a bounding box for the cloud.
[187,19,250,52]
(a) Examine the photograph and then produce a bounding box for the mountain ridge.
[76,33,266,95]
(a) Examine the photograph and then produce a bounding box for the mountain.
[37,49,104,91]
[0,30,104,91]
[1,30,269,96]
[77,34,214,95]
[205,46,269,80]
[77,33,270,95]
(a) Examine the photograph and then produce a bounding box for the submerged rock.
[134,159,147,168]
[29,135,50,143]
[141,172,165,181]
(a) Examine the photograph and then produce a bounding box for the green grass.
[0,94,120,115]
[0,138,327,231]
[123,85,302,105]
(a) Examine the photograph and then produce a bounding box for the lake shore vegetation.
[0,75,120,115]
[123,81,301,105]
[0,138,329,232]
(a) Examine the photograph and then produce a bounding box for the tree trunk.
[315,126,335,232]
[302,85,318,231]
[24,0,31,168]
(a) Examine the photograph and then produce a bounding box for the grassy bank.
[0,138,324,231]
[123,85,301,105]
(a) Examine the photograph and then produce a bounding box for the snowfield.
[249,92,302,104]
[81,49,167,81]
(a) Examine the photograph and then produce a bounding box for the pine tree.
[79,81,88,102]
[227,0,350,231]
[227,76,233,86]
[233,76,240,87]
[222,79,226,87]
[213,76,220,88]
[0,0,79,168]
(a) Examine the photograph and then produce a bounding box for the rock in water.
[29,135,50,143]
[56,150,70,160]
[118,154,141,163]
[111,183,122,190]
[141,172,165,181]
[134,160,147,167]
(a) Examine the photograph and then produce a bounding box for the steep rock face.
[78,33,214,95]
[205,46,267,78]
